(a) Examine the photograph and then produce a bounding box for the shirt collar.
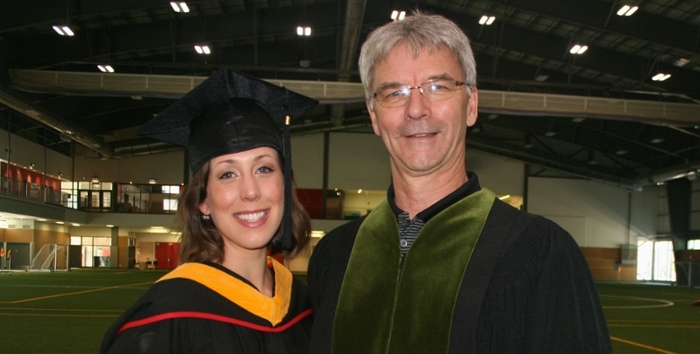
[388,171,481,223]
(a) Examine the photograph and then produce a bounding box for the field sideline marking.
[600,295,674,309]
[610,336,678,354]
[1,281,154,304]
[608,323,700,329]
[0,312,118,318]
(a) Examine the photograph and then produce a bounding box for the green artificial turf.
[0,270,698,353]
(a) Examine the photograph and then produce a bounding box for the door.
[155,242,179,270]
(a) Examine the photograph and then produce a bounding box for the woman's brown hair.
[176,154,311,264]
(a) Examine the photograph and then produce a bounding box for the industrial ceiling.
[1,0,700,190]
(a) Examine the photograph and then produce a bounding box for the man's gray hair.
[358,11,477,106]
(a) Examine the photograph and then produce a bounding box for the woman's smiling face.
[199,146,284,256]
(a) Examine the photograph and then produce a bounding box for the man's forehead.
[372,45,462,85]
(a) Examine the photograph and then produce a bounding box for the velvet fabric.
[332,189,496,354]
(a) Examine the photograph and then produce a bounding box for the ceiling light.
[37,218,47,222]
[97,64,114,73]
[56,221,64,224]
[479,15,496,25]
[498,195,511,200]
[106,224,114,228]
[170,2,190,13]
[535,75,549,82]
[72,223,80,227]
[488,114,498,120]
[52,25,75,36]
[545,131,557,137]
[569,44,588,55]
[357,189,362,194]
[674,58,689,67]
[616,150,628,155]
[391,10,406,21]
[616,5,638,16]
[194,45,211,54]
[148,178,157,184]
[651,138,664,144]
[651,73,671,81]
[297,26,311,36]
[572,117,585,123]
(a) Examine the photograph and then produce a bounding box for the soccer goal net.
[28,244,68,271]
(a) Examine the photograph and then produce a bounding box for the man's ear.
[367,99,382,137]
[466,87,479,127]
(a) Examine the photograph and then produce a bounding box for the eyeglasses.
[372,79,467,108]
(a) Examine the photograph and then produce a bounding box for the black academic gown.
[101,259,312,354]
[307,173,612,353]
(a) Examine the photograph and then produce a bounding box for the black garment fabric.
[307,173,612,353]
[101,262,312,354]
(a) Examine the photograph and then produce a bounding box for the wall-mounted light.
[296,26,311,36]
[170,2,190,13]
[97,65,114,73]
[194,45,211,54]
[29,163,35,170]
[569,44,588,54]
[616,5,638,16]
[148,178,157,184]
[52,25,75,36]
[391,10,406,21]
[479,15,496,25]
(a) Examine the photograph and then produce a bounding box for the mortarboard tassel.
[282,114,293,250]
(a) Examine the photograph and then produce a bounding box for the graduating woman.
[101,68,318,354]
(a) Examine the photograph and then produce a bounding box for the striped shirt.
[397,211,425,254]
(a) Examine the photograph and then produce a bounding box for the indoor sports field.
[0,269,698,353]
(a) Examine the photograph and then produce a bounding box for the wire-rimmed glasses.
[372,79,467,108]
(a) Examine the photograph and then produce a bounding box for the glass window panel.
[688,240,700,250]
[637,239,653,281]
[81,236,92,246]
[101,182,113,190]
[103,191,111,208]
[78,181,90,190]
[653,241,676,282]
[70,236,81,245]
[163,199,178,211]
[94,237,111,246]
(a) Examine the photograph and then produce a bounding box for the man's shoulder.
[315,216,366,250]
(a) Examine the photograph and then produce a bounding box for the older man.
[308,11,611,354]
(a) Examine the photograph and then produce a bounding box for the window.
[688,239,700,250]
[163,199,178,211]
[163,185,180,194]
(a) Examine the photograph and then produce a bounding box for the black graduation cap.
[138,68,318,250]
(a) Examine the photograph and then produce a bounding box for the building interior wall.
[3,128,700,282]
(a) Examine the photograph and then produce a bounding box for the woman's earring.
[202,214,211,221]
